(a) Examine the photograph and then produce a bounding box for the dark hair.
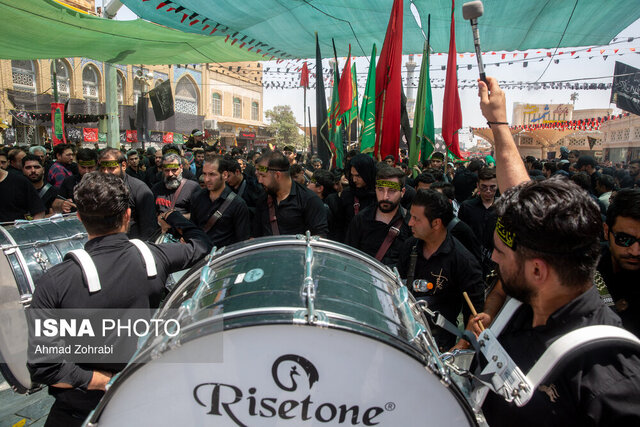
[8,148,25,162]
[22,153,43,167]
[312,169,336,198]
[53,143,70,158]
[532,160,543,171]
[415,172,436,185]
[383,155,395,162]
[74,172,130,235]
[570,172,592,193]
[290,164,304,176]
[99,148,125,164]
[162,144,182,156]
[630,159,640,167]
[426,167,444,181]
[376,165,405,187]
[346,149,359,159]
[77,148,97,163]
[543,162,557,174]
[606,188,640,228]
[478,167,496,181]
[221,157,241,174]
[468,159,484,173]
[204,154,222,170]
[257,151,290,174]
[431,152,445,160]
[576,155,597,169]
[430,181,456,201]
[569,150,580,158]
[596,174,615,192]
[495,177,602,289]
[412,189,454,226]
[525,156,536,163]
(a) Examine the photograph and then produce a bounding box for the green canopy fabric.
[121,0,640,58]
[0,0,264,64]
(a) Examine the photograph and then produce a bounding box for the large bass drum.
[0,215,87,393]
[89,235,480,426]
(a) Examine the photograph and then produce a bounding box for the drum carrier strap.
[267,195,279,236]
[375,210,405,261]
[38,183,52,199]
[64,240,157,293]
[204,191,236,233]
[169,179,187,210]
[237,179,247,198]
[353,196,360,216]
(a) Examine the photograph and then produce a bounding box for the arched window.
[233,97,242,119]
[212,93,222,115]
[12,60,37,93]
[175,77,199,115]
[116,71,125,104]
[251,101,259,121]
[82,65,100,101]
[50,60,70,100]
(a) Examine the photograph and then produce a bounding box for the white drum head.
[95,325,474,426]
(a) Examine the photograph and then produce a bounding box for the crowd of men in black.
[2,80,640,425]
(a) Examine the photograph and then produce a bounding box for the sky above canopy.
[121,0,640,59]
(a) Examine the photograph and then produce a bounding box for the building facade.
[600,113,640,163]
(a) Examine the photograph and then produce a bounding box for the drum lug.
[34,251,50,271]
[20,294,32,307]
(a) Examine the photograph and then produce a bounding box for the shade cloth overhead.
[0,0,263,64]
[122,0,640,58]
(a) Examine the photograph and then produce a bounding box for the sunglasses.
[479,185,497,192]
[610,231,640,248]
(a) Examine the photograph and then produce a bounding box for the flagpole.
[376,89,387,162]
[308,106,313,154]
[303,85,307,153]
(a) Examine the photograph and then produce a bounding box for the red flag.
[338,45,352,115]
[126,130,138,143]
[50,102,67,146]
[83,128,98,143]
[299,61,309,88]
[163,132,174,144]
[374,0,403,161]
[442,0,463,159]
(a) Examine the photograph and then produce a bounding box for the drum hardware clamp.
[34,251,50,271]
[295,233,328,326]
[20,293,33,307]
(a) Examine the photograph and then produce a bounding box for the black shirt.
[458,196,498,274]
[34,182,59,213]
[230,174,264,220]
[452,168,478,202]
[145,165,162,188]
[397,233,485,347]
[345,205,411,268]
[191,185,251,247]
[151,179,200,215]
[482,287,640,426]
[27,212,211,412]
[0,172,46,221]
[449,218,483,263]
[123,174,158,241]
[324,192,345,242]
[59,174,82,201]
[598,244,640,337]
[253,180,328,238]
[125,166,146,182]
[339,187,376,231]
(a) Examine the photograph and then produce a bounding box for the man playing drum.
[474,76,640,425]
[27,172,212,426]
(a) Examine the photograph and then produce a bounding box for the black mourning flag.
[611,61,640,116]
[148,80,175,121]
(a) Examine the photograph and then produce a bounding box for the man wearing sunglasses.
[598,188,640,336]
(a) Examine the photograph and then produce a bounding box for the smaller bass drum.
[0,215,87,393]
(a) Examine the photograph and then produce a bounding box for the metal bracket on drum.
[294,232,327,326]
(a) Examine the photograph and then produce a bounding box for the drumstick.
[463,291,485,331]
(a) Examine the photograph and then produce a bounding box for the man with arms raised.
[28,172,211,426]
[190,155,250,247]
[345,166,411,268]
[99,148,157,240]
[474,76,640,425]
[253,151,327,237]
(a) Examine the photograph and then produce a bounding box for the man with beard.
[58,148,97,212]
[99,149,157,240]
[22,154,61,215]
[629,159,640,188]
[125,150,146,182]
[397,189,485,351]
[597,189,640,336]
[151,153,199,217]
[340,153,377,231]
[190,155,250,247]
[253,151,327,237]
[224,156,263,221]
[145,150,164,188]
[47,144,74,188]
[192,148,205,180]
[473,76,640,426]
[7,147,26,176]
[345,166,411,267]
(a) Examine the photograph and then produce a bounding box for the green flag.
[328,61,344,168]
[359,44,376,156]
[417,42,436,167]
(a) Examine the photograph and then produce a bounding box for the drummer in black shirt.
[190,155,250,247]
[27,172,212,426]
[0,163,45,221]
[253,151,328,237]
[151,153,199,217]
[22,154,60,215]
